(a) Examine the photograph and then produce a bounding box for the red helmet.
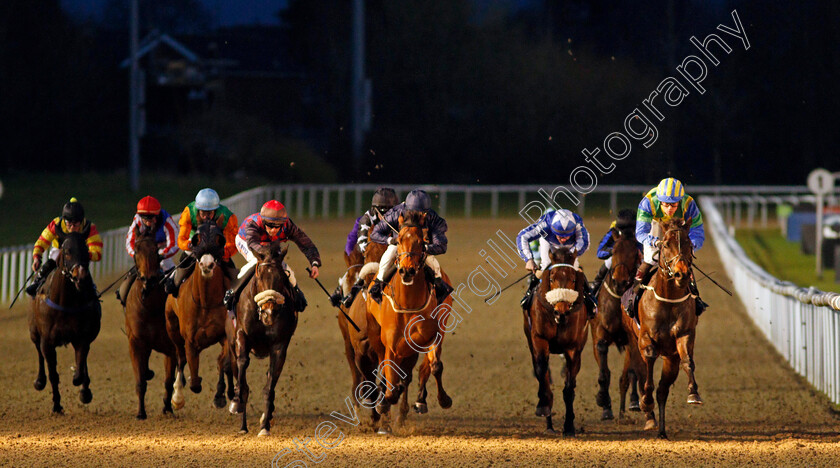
[137,196,161,215]
[260,200,287,223]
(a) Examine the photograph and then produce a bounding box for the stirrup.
[25,280,41,298]
[164,277,179,298]
[294,286,307,312]
[223,289,236,311]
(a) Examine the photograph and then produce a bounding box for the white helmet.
[195,188,220,211]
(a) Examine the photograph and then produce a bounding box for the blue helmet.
[656,178,685,204]
[549,210,577,237]
[195,188,220,211]
[405,189,431,212]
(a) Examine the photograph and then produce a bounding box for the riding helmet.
[371,187,398,211]
[260,200,287,223]
[656,178,685,204]
[62,197,85,222]
[549,209,577,237]
[405,189,431,212]
[136,195,161,215]
[616,208,636,230]
[195,188,220,211]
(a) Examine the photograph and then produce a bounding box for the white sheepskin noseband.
[254,290,284,307]
[546,288,579,305]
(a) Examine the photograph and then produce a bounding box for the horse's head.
[252,242,292,327]
[133,225,162,296]
[543,247,581,323]
[658,219,693,287]
[191,221,226,278]
[610,228,640,295]
[396,210,426,285]
[56,231,90,292]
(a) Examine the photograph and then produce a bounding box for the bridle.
[658,227,692,279]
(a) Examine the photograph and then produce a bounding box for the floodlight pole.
[129,0,140,192]
[350,0,365,173]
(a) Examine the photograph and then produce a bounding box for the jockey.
[515,208,596,317]
[630,177,707,316]
[26,197,103,297]
[331,187,399,307]
[589,209,641,296]
[223,200,321,313]
[116,196,179,306]
[368,189,454,304]
[164,188,239,297]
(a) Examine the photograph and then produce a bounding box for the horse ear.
[56,228,67,246]
[398,214,405,227]
[278,244,290,262]
[611,230,619,241]
[191,233,201,247]
[217,233,226,247]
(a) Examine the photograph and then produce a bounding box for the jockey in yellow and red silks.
[26,197,103,297]
[631,177,708,316]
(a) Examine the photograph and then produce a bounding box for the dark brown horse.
[590,229,641,420]
[29,231,101,414]
[637,219,702,439]
[124,226,177,419]
[227,241,298,436]
[523,247,588,435]
[365,211,453,435]
[164,222,233,410]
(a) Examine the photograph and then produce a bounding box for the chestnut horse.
[637,219,702,439]
[124,227,177,419]
[29,231,101,414]
[365,211,453,434]
[589,228,641,420]
[523,247,588,435]
[165,222,233,410]
[227,241,298,436]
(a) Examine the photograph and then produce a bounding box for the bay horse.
[164,222,233,410]
[365,211,453,434]
[226,241,298,436]
[589,228,641,420]
[29,231,101,414]
[636,218,702,439]
[523,246,588,435]
[124,226,177,419]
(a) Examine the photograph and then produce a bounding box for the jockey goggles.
[263,218,288,229]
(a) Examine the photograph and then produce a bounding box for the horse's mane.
[401,210,425,227]
[660,218,687,232]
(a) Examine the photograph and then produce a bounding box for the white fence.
[700,197,840,405]
[1,183,834,306]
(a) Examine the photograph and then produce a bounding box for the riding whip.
[484,272,531,303]
[96,268,133,299]
[8,271,35,309]
[306,267,361,332]
[693,263,733,296]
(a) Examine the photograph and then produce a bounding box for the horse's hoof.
[413,402,428,414]
[136,412,147,420]
[162,407,173,416]
[145,369,155,381]
[239,429,249,435]
[601,408,614,420]
[644,419,657,431]
[229,401,241,415]
[79,389,93,404]
[595,391,611,408]
[375,403,390,415]
[545,427,557,435]
[629,400,641,412]
[34,377,46,391]
[213,396,226,409]
[72,374,84,387]
[171,396,185,411]
[687,393,704,405]
[658,432,669,440]
[376,426,391,435]
[535,406,551,417]
[563,426,576,437]
[258,429,270,437]
[52,406,64,416]
[438,394,453,409]
[190,383,202,394]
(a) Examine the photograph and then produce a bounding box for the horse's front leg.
[529,338,554,433]
[231,331,251,434]
[185,339,202,393]
[213,344,229,409]
[562,348,583,436]
[32,334,46,391]
[428,343,452,410]
[41,340,62,414]
[72,341,93,405]
[128,339,150,419]
[414,357,430,414]
[593,335,613,420]
[162,353,176,415]
[259,343,289,437]
[656,356,680,439]
[676,332,702,405]
[638,334,657,414]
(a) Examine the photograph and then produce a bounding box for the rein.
[602,279,622,299]
[382,286,435,313]
[640,283,697,303]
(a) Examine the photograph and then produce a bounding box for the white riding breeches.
[604,256,613,269]
[538,238,580,271]
[234,236,296,287]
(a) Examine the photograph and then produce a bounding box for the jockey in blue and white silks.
[589,209,641,296]
[516,209,590,271]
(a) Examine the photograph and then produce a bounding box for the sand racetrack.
[1,217,838,467]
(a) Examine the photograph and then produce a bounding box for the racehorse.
[589,228,641,420]
[29,231,101,414]
[523,247,588,435]
[636,218,702,439]
[124,226,177,419]
[365,210,453,434]
[164,222,233,410]
[226,241,298,436]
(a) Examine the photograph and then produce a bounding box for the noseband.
[659,228,691,279]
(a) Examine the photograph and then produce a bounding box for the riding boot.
[590,264,609,297]
[689,278,708,316]
[329,285,344,307]
[627,263,652,320]
[341,279,365,308]
[520,274,540,310]
[293,285,308,312]
[222,260,238,282]
[164,258,194,298]
[26,259,56,297]
[369,279,385,304]
[582,280,597,320]
[224,266,255,312]
[116,266,138,307]
[433,277,454,303]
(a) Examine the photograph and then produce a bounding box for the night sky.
[61,0,287,26]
